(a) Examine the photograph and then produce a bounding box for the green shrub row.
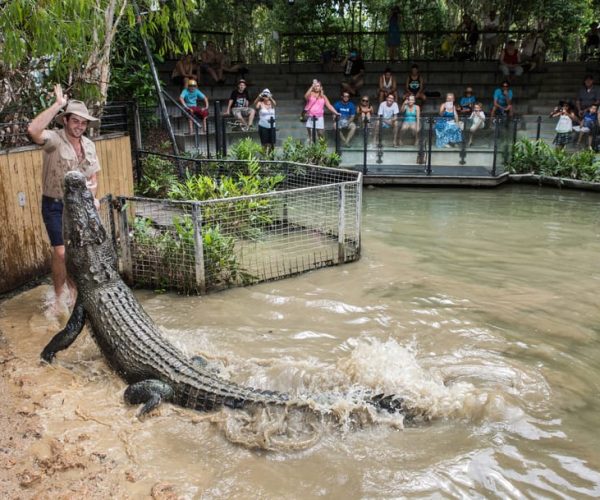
[508,138,600,182]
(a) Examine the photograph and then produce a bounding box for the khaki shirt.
[42,129,101,199]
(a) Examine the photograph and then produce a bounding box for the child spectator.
[573,103,598,149]
[178,79,209,134]
[468,102,486,147]
[550,103,577,150]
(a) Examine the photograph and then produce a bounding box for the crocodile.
[41,171,407,418]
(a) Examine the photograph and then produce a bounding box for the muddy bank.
[0,286,184,499]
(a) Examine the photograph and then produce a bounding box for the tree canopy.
[0,0,195,113]
[1,0,598,116]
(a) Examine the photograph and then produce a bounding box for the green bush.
[276,137,341,168]
[508,138,600,182]
[131,215,255,293]
[135,155,177,198]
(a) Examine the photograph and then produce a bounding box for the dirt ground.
[0,285,182,499]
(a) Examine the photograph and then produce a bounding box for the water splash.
[337,337,486,420]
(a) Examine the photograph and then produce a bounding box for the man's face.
[386,95,395,105]
[238,82,246,92]
[64,115,88,139]
[585,78,593,88]
[342,93,350,101]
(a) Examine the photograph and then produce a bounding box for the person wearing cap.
[179,79,209,134]
[27,83,101,314]
[254,88,277,153]
[225,79,255,131]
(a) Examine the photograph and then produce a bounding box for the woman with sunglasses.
[358,96,374,124]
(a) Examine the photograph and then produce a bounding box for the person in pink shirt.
[303,79,340,143]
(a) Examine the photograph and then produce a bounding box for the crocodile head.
[63,171,106,249]
[62,171,118,287]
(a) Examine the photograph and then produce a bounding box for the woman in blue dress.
[435,93,463,148]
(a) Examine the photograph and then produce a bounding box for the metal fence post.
[337,184,346,263]
[512,117,519,145]
[311,116,317,144]
[426,117,433,176]
[491,118,499,177]
[417,118,426,166]
[362,117,368,175]
[213,100,222,157]
[459,117,467,165]
[334,115,341,155]
[376,116,383,164]
[118,196,133,284]
[536,115,542,140]
[106,194,117,253]
[192,203,207,295]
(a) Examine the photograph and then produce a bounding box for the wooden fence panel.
[0,133,134,293]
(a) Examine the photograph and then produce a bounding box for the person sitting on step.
[225,79,255,131]
[178,79,209,134]
[333,91,358,146]
[375,93,400,146]
[378,67,398,103]
[398,94,420,146]
[468,102,486,147]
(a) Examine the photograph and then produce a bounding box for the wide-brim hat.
[55,100,99,128]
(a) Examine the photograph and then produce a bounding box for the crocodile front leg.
[41,298,86,363]
[124,379,174,417]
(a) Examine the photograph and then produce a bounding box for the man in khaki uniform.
[28,84,101,313]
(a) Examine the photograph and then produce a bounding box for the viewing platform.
[147,59,596,187]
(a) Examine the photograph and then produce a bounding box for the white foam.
[337,337,484,419]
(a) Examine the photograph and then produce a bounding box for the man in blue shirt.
[179,79,209,134]
[491,80,514,118]
[333,91,357,145]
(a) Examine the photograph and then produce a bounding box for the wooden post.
[338,184,346,263]
[192,203,206,295]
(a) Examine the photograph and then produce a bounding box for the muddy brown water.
[2,184,600,498]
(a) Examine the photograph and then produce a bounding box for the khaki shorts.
[233,107,252,119]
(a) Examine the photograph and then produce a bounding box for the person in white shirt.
[375,93,400,145]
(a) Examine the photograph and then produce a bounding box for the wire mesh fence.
[112,159,361,294]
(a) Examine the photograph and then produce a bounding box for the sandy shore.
[0,285,182,499]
